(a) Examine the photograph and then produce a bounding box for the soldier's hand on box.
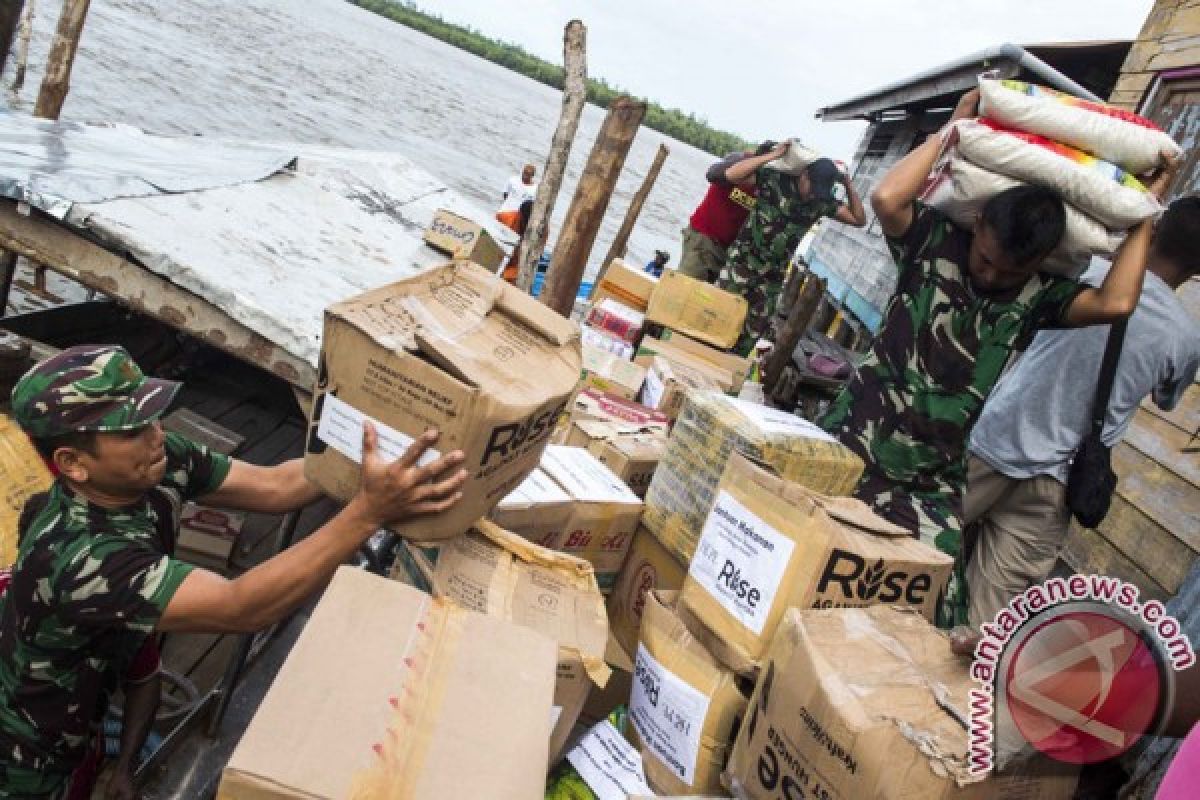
[357,422,467,524]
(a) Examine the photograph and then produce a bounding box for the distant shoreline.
[351,0,752,157]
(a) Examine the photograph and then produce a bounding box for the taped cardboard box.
[641,356,722,421]
[492,445,642,592]
[607,526,687,655]
[679,453,953,676]
[567,388,670,435]
[219,566,557,800]
[387,520,608,763]
[423,208,506,270]
[726,606,1079,800]
[636,333,747,394]
[630,591,749,796]
[583,344,647,401]
[645,271,748,350]
[0,414,53,568]
[304,261,580,542]
[586,297,645,346]
[592,258,659,312]
[643,392,863,565]
[589,432,666,499]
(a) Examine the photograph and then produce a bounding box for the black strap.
[1089,318,1129,435]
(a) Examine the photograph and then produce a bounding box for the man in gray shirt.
[962,196,1200,635]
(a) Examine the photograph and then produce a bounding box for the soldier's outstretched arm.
[157,425,467,634]
[199,458,324,515]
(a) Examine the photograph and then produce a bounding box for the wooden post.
[764,272,824,394]
[541,96,647,317]
[10,0,34,96]
[595,142,668,286]
[0,0,24,74]
[515,20,586,293]
[34,0,90,120]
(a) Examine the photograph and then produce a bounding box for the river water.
[7,0,715,283]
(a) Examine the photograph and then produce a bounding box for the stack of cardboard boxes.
[227,253,1077,798]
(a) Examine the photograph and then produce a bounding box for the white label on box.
[641,364,666,410]
[565,720,654,800]
[630,643,709,787]
[542,446,641,505]
[316,394,441,467]
[729,397,836,442]
[689,489,795,636]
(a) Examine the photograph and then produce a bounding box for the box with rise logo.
[305,261,581,542]
[629,590,749,796]
[679,453,953,676]
[726,606,1079,800]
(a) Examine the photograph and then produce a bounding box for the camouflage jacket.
[0,433,230,798]
[819,204,1082,497]
[723,167,839,274]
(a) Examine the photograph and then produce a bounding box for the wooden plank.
[1111,441,1200,551]
[1139,382,1200,435]
[1088,493,1196,594]
[1060,523,1172,603]
[0,202,314,388]
[1123,410,1200,489]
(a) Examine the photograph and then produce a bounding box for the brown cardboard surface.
[389,521,609,763]
[580,634,635,726]
[640,356,722,420]
[567,388,670,435]
[304,261,580,542]
[630,591,749,796]
[645,271,748,349]
[643,392,863,566]
[725,606,1079,800]
[0,414,52,568]
[635,335,742,394]
[219,567,557,800]
[423,208,506,270]
[659,330,752,392]
[607,526,687,655]
[582,344,647,401]
[588,432,666,499]
[593,258,659,311]
[679,453,953,675]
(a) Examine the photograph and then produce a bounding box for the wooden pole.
[34,0,90,120]
[515,20,587,293]
[541,96,646,317]
[10,0,34,96]
[0,0,24,74]
[595,142,668,286]
[764,272,824,394]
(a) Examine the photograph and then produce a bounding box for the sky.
[419,0,1155,161]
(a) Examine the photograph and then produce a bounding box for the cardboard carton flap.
[496,275,580,347]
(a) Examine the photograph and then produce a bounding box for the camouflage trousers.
[716,252,785,356]
[854,470,969,629]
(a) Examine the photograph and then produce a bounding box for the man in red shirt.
[677,143,774,283]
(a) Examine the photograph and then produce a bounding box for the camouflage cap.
[10,344,181,438]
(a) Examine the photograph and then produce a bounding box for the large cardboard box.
[567,388,670,434]
[643,392,863,566]
[582,344,647,401]
[640,356,722,420]
[424,208,506,270]
[679,453,953,675]
[491,446,643,592]
[304,261,581,542]
[636,334,746,394]
[591,258,658,312]
[726,606,1079,800]
[387,521,608,763]
[607,526,687,655]
[588,432,666,499]
[630,591,749,796]
[645,271,748,350]
[219,567,557,799]
[0,414,53,568]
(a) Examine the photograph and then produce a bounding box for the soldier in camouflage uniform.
[0,345,468,799]
[818,88,1176,629]
[717,143,866,355]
